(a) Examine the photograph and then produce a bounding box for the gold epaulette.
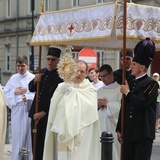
[144,81,157,96]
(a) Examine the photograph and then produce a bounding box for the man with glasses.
[28,47,63,160]
[98,64,121,160]
[114,50,135,84]
[4,55,35,160]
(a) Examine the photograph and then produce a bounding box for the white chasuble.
[0,84,7,159]
[43,79,101,160]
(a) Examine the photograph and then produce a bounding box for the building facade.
[0,0,159,85]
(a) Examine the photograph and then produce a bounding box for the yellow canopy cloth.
[0,85,7,159]
[43,79,101,160]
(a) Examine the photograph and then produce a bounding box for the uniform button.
[130,116,132,118]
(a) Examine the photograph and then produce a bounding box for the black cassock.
[29,68,63,160]
[116,74,158,160]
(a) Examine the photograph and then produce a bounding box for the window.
[6,46,11,71]
[34,55,39,72]
[29,0,35,14]
[28,45,32,70]
[72,51,79,60]
[97,0,104,3]
[96,50,105,67]
[45,0,50,11]
[72,0,79,7]
[28,0,32,14]
[0,68,1,84]
[7,0,11,17]
[28,46,38,73]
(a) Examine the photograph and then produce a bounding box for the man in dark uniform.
[29,47,63,160]
[116,38,159,160]
[114,50,135,84]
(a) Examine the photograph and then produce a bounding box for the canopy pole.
[120,0,127,160]
[33,46,42,160]
[33,1,44,160]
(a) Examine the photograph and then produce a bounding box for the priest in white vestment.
[98,64,121,160]
[3,56,35,160]
[43,60,101,160]
[0,84,7,159]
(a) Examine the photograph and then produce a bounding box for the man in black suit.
[29,47,63,160]
[116,38,158,160]
[114,50,135,84]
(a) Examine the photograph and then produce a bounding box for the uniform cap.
[120,49,134,58]
[48,47,61,58]
[133,37,155,68]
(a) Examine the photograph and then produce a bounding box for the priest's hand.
[98,98,108,109]
[120,80,130,95]
[34,74,43,83]
[14,87,27,95]
[117,132,123,144]
[33,111,46,124]
[22,94,26,103]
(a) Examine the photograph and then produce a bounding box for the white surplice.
[0,84,7,160]
[91,81,104,90]
[3,71,35,160]
[43,79,101,160]
[97,82,121,160]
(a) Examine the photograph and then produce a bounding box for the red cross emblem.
[68,23,75,34]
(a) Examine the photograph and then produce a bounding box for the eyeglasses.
[99,73,110,79]
[121,57,132,61]
[46,58,57,62]
[16,64,26,68]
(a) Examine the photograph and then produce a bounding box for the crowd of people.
[0,37,160,160]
